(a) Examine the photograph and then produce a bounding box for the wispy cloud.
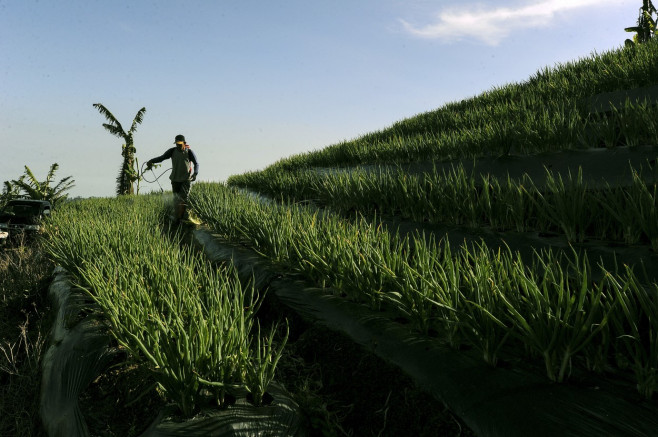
[400,0,618,46]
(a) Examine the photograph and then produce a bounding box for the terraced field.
[29,40,658,436]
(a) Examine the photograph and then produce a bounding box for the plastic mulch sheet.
[381,217,658,285]
[328,144,658,190]
[141,383,302,437]
[193,228,658,437]
[40,268,114,437]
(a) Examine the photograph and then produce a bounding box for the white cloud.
[400,0,619,46]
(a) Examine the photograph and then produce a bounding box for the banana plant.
[93,103,146,196]
[9,163,74,207]
[1,178,24,208]
[625,0,657,46]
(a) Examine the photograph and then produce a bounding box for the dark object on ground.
[0,199,52,246]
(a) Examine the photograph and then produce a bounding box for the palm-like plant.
[9,163,75,207]
[1,179,24,208]
[626,0,657,46]
[93,103,146,195]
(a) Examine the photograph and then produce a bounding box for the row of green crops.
[228,163,658,250]
[190,182,658,398]
[260,41,658,171]
[43,195,287,416]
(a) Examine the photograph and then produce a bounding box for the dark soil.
[0,241,53,437]
[259,289,476,437]
[78,349,166,437]
[280,324,475,436]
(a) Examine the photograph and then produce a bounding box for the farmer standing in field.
[146,134,199,224]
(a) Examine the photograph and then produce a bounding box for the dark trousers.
[171,181,191,203]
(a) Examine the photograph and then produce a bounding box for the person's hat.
[174,134,186,143]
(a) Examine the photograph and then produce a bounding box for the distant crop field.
[257,41,658,170]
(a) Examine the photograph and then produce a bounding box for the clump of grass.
[191,182,658,396]
[0,239,53,437]
[44,195,289,417]
[245,321,289,406]
[230,163,658,250]
[606,266,658,399]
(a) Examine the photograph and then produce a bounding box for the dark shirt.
[150,147,199,182]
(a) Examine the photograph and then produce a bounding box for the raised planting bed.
[374,214,658,285]
[230,149,658,252]
[193,229,658,437]
[41,268,305,437]
[316,145,658,190]
[587,84,658,114]
[39,196,308,436]
[190,181,658,397]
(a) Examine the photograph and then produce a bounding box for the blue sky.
[1,0,640,198]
